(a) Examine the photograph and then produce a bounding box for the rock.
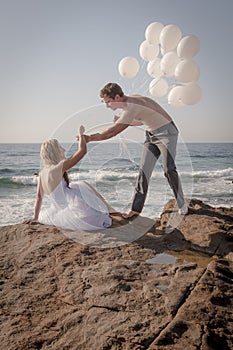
[0,199,232,349]
[158,198,233,257]
[148,259,233,350]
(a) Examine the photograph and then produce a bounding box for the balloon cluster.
[118,22,201,106]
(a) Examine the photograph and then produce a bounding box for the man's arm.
[88,122,129,142]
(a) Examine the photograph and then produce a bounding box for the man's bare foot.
[109,210,122,215]
[122,210,140,219]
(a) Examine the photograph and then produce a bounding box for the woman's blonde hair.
[40,139,64,165]
[40,139,70,187]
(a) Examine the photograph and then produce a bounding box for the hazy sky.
[1,0,233,143]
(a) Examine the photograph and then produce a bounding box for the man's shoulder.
[128,94,157,103]
[127,95,159,109]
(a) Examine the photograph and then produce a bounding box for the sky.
[0,0,233,143]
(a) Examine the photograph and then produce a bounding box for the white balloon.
[145,22,164,45]
[147,58,163,78]
[180,83,202,105]
[118,56,140,78]
[139,40,159,61]
[168,86,185,107]
[160,51,180,76]
[175,59,200,83]
[177,35,200,59]
[160,24,182,51]
[160,46,173,56]
[149,78,169,97]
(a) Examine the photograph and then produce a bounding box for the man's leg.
[157,129,185,209]
[129,141,160,215]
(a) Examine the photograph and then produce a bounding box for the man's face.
[102,94,119,111]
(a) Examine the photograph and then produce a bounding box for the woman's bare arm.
[23,178,44,223]
[62,126,87,172]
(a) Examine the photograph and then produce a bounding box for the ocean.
[0,142,232,226]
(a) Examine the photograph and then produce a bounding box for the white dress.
[39,174,112,231]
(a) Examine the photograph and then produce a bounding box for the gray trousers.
[131,121,185,212]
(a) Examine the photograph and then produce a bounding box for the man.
[84,82,188,217]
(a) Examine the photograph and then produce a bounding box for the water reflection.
[146,249,217,268]
[146,252,179,265]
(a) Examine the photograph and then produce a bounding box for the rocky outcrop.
[0,199,232,349]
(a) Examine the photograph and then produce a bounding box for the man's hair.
[100,83,124,98]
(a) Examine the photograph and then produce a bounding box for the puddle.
[146,253,178,265]
[156,284,170,291]
[146,250,217,268]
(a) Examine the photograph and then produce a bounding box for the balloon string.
[132,60,147,94]
[117,133,139,169]
[123,59,147,95]
[138,76,151,95]
[127,61,141,94]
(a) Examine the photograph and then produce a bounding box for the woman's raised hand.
[76,125,91,142]
[79,125,85,135]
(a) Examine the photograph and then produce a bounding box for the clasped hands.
[76,116,119,142]
[76,125,90,142]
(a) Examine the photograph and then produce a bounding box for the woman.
[23,125,114,231]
